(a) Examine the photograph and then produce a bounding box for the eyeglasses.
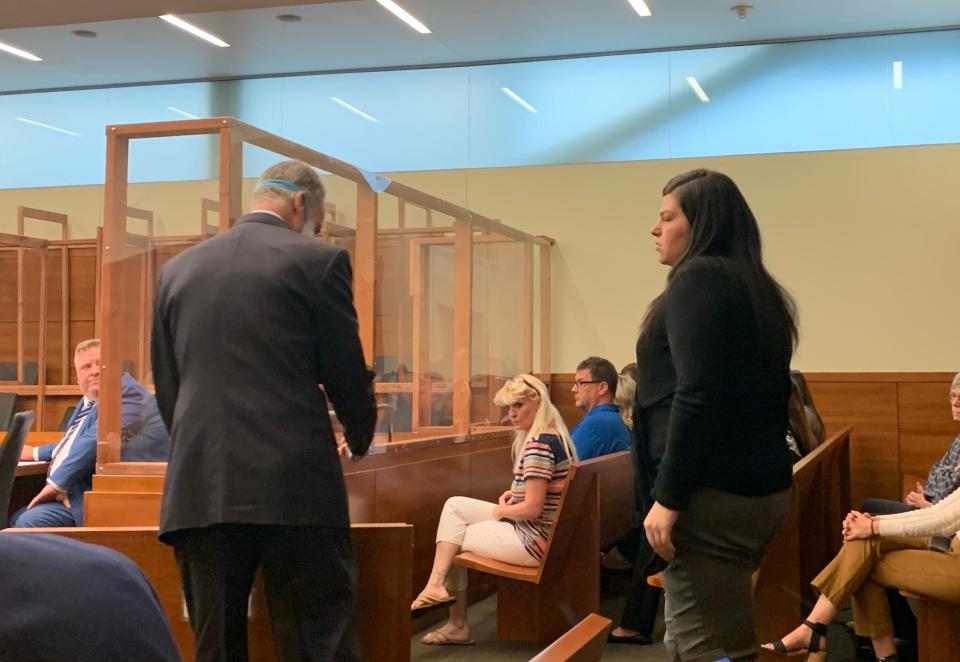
[573,379,603,389]
[950,392,960,403]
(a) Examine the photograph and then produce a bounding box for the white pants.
[436,496,539,591]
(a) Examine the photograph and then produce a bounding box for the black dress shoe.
[607,632,652,645]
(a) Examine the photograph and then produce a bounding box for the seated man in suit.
[0,533,180,661]
[570,356,630,461]
[12,339,169,528]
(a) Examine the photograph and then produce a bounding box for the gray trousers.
[662,487,791,662]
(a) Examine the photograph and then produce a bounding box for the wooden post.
[61,246,69,383]
[37,248,47,429]
[521,240,534,373]
[539,244,551,375]
[218,125,242,232]
[97,128,130,467]
[355,185,378,366]
[410,241,430,429]
[452,219,473,434]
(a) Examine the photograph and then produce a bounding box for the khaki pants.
[435,496,538,591]
[812,536,960,638]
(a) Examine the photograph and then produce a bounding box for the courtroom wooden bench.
[899,590,960,662]
[529,613,612,662]
[452,453,624,643]
[4,523,413,662]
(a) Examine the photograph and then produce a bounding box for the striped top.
[877,484,960,540]
[509,433,572,561]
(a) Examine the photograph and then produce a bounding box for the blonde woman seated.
[763,487,960,661]
[410,374,577,645]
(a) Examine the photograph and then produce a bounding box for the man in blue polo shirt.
[570,356,630,461]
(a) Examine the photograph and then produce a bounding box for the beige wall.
[2,143,957,372]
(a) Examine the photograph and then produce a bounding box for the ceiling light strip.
[375,0,431,34]
[330,97,379,123]
[16,117,80,136]
[159,14,230,47]
[0,40,42,62]
[686,76,710,103]
[627,0,653,18]
[168,106,200,119]
[892,60,903,90]
[501,87,538,114]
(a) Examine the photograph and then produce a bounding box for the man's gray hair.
[252,160,325,207]
[75,338,100,358]
[952,372,960,390]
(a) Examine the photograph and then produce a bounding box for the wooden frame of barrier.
[96,117,553,469]
[0,231,48,429]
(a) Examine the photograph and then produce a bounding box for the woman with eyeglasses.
[633,169,798,661]
[410,374,577,645]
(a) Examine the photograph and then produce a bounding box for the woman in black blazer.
[637,169,798,661]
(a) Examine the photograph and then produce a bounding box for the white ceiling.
[1,0,959,94]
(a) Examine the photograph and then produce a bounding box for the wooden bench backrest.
[531,461,595,582]
[529,612,612,662]
[4,523,413,662]
[530,451,631,582]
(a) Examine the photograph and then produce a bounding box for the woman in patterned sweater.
[410,374,577,645]
[763,487,960,661]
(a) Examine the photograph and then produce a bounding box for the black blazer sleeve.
[314,250,376,456]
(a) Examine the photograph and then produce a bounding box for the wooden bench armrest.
[453,551,539,582]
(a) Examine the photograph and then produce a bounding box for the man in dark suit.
[151,160,377,662]
[0,533,181,662]
[13,338,169,527]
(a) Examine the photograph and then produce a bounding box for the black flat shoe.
[764,619,827,656]
[607,632,652,645]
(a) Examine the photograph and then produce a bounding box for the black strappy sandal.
[764,619,828,656]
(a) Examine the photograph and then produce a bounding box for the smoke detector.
[730,4,753,21]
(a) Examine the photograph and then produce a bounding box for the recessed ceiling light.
[159,14,230,48]
[71,30,98,38]
[375,0,431,34]
[627,0,653,17]
[168,106,200,119]
[501,87,538,114]
[276,14,302,23]
[0,40,42,62]
[16,117,80,137]
[686,76,710,103]
[330,97,379,123]
[892,60,903,90]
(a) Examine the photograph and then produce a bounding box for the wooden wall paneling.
[84,492,162,526]
[897,381,960,480]
[469,445,515,505]
[42,394,77,432]
[799,383,898,507]
[373,455,469,595]
[345,469,376,523]
[550,373,585,432]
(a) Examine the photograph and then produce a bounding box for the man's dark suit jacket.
[0,533,180,662]
[151,212,376,542]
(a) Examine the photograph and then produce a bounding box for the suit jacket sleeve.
[47,379,150,493]
[150,272,180,432]
[314,249,376,457]
[36,443,57,462]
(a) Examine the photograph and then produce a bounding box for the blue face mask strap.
[256,178,301,193]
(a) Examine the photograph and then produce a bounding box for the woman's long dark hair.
[641,169,798,355]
